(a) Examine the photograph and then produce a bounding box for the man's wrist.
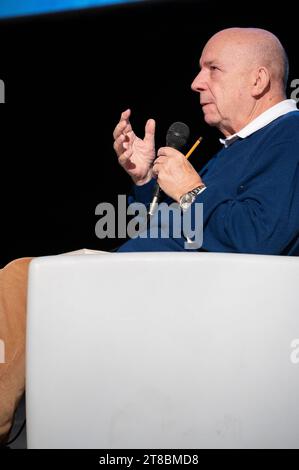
[133,170,154,186]
[179,184,206,211]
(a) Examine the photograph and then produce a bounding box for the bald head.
[209,28,289,91]
[191,27,289,136]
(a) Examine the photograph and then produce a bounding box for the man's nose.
[191,71,206,92]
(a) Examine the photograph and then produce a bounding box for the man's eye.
[210,66,219,71]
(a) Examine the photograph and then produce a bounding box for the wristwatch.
[179,184,206,211]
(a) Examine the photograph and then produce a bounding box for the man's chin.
[203,113,220,127]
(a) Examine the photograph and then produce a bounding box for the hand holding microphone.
[150,123,204,211]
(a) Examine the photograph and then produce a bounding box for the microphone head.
[166,121,190,150]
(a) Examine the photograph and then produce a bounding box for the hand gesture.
[113,109,156,185]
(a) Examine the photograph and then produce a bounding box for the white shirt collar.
[219,99,299,148]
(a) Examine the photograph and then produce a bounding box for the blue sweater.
[118,111,299,255]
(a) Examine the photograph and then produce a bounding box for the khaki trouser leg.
[0,257,32,444]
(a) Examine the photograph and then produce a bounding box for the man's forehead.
[199,39,244,66]
[199,49,226,67]
[200,40,223,62]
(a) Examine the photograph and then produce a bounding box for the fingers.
[115,111,133,165]
[157,147,183,158]
[152,155,167,177]
[113,133,128,155]
[153,148,187,177]
[144,119,156,144]
[121,108,131,120]
[113,109,134,159]
[118,148,133,166]
[113,109,132,140]
[154,155,168,165]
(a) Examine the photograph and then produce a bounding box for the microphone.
[148,121,190,216]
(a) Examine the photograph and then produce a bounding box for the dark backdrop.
[0,0,298,265]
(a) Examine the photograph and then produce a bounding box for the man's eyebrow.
[199,60,221,68]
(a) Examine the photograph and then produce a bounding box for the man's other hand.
[113,109,156,185]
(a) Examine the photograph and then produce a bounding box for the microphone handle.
[148,181,160,216]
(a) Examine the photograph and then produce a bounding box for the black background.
[0,0,298,265]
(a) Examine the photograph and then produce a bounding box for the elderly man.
[1,27,299,445]
[113,27,299,254]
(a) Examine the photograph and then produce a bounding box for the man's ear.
[251,66,271,97]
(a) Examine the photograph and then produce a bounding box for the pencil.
[185,136,203,159]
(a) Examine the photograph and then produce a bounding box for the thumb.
[144,119,156,144]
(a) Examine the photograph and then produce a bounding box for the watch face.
[180,193,193,210]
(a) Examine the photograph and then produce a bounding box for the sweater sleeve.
[128,177,157,206]
[191,140,299,254]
